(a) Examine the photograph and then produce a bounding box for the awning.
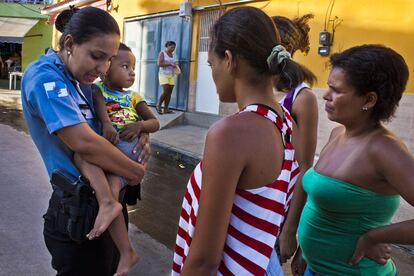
[0,17,39,44]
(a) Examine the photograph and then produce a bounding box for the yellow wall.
[255,0,414,93]
[22,19,52,70]
[110,0,414,93]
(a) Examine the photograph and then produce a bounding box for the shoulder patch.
[43,81,68,98]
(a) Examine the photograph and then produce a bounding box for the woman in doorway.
[156,41,179,114]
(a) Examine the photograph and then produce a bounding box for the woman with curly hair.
[293,44,413,276]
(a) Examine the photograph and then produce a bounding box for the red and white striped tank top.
[172,104,300,275]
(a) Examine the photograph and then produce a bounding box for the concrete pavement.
[0,124,174,276]
[1,88,414,275]
[0,124,53,275]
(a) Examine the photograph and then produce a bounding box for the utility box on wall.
[319,31,331,46]
[179,2,192,17]
[318,46,330,56]
[318,31,332,56]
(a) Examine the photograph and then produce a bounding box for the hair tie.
[267,45,291,68]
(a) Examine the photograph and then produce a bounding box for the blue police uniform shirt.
[21,50,100,178]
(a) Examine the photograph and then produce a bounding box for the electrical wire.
[327,0,336,29]
[259,0,273,10]
[324,0,334,31]
[330,16,343,44]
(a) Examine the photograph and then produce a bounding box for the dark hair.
[272,14,316,87]
[272,14,313,55]
[55,7,79,33]
[119,42,132,52]
[210,7,311,91]
[165,41,176,47]
[330,44,409,122]
[57,7,120,49]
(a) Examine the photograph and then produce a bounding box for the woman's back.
[173,104,300,275]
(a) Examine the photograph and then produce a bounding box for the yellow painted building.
[106,0,414,94]
[107,0,414,153]
[42,0,414,150]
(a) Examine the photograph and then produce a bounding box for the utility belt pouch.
[49,168,98,243]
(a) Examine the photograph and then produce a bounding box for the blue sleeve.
[24,70,86,134]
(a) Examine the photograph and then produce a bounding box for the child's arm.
[119,102,160,141]
[92,86,119,145]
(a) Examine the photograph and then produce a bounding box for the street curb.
[151,139,201,166]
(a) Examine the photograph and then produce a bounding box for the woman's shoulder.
[26,54,63,79]
[327,125,344,141]
[25,59,53,76]
[23,56,64,93]
[293,87,317,107]
[368,127,408,156]
[207,112,274,144]
[204,113,273,167]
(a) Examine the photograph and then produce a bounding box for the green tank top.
[298,168,400,276]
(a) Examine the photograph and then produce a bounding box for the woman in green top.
[287,44,414,275]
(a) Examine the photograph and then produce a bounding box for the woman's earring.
[362,106,368,111]
[67,51,71,56]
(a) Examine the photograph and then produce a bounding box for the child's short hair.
[119,42,132,52]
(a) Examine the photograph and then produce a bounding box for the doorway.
[124,14,191,111]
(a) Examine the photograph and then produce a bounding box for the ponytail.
[292,14,314,55]
[267,45,316,91]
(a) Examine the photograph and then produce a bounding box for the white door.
[195,52,219,114]
[195,10,221,114]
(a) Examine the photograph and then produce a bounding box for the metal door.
[124,14,191,111]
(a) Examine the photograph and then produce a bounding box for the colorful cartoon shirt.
[95,81,146,131]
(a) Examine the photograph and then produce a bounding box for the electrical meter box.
[179,2,192,17]
[319,31,331,46]
[318,46,330,56]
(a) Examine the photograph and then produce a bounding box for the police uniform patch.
[43,81,68,98]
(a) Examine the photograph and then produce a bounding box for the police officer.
[21,7,149,275]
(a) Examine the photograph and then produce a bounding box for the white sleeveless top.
[279,82,310,113]
[159,50,176,75]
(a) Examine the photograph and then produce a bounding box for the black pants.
[43,191,129,276]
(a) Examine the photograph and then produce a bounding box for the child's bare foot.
[114,249,139,276]
[87,201,122,239]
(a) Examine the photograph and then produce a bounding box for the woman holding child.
[21,7,152,276]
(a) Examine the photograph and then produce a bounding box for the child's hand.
[133,133,150,165]
[119,121,143,142]
[102,122,119,145]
